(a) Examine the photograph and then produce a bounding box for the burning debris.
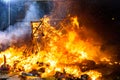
[0,55,10,80]
[79,60,96,72]
[0,15,119,80]
[0,55,10,73]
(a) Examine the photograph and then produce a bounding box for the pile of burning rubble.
[0,15,120,80]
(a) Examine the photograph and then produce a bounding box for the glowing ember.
[0,15,103,79]
[84,70,102,80]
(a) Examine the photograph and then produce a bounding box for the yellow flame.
[0,16,103,78]
[85,70,102,80]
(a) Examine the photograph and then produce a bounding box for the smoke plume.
[0,1,50,51]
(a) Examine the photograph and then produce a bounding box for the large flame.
[0,15,103,79]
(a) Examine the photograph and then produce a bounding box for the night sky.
[0,0,120,58]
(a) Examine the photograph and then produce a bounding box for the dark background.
[71,0,120,43]
[71,0,120,60]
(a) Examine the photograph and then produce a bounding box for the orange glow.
[85,70,102,80]
[0,15,103,79]
[100,57,110,62]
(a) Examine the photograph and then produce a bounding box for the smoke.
[23,2,42,21]
[0,0,73,51]
[49,0,72,20]
[0,1,46,51]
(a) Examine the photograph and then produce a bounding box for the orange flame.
[0,15,103,78]
[84,70,102,80]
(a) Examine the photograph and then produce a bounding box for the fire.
[0,15,103,79]
[71,16,79,28]
[100,57,110,62]
[85,70,102,80]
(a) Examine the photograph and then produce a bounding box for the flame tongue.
[0,16,102,79]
